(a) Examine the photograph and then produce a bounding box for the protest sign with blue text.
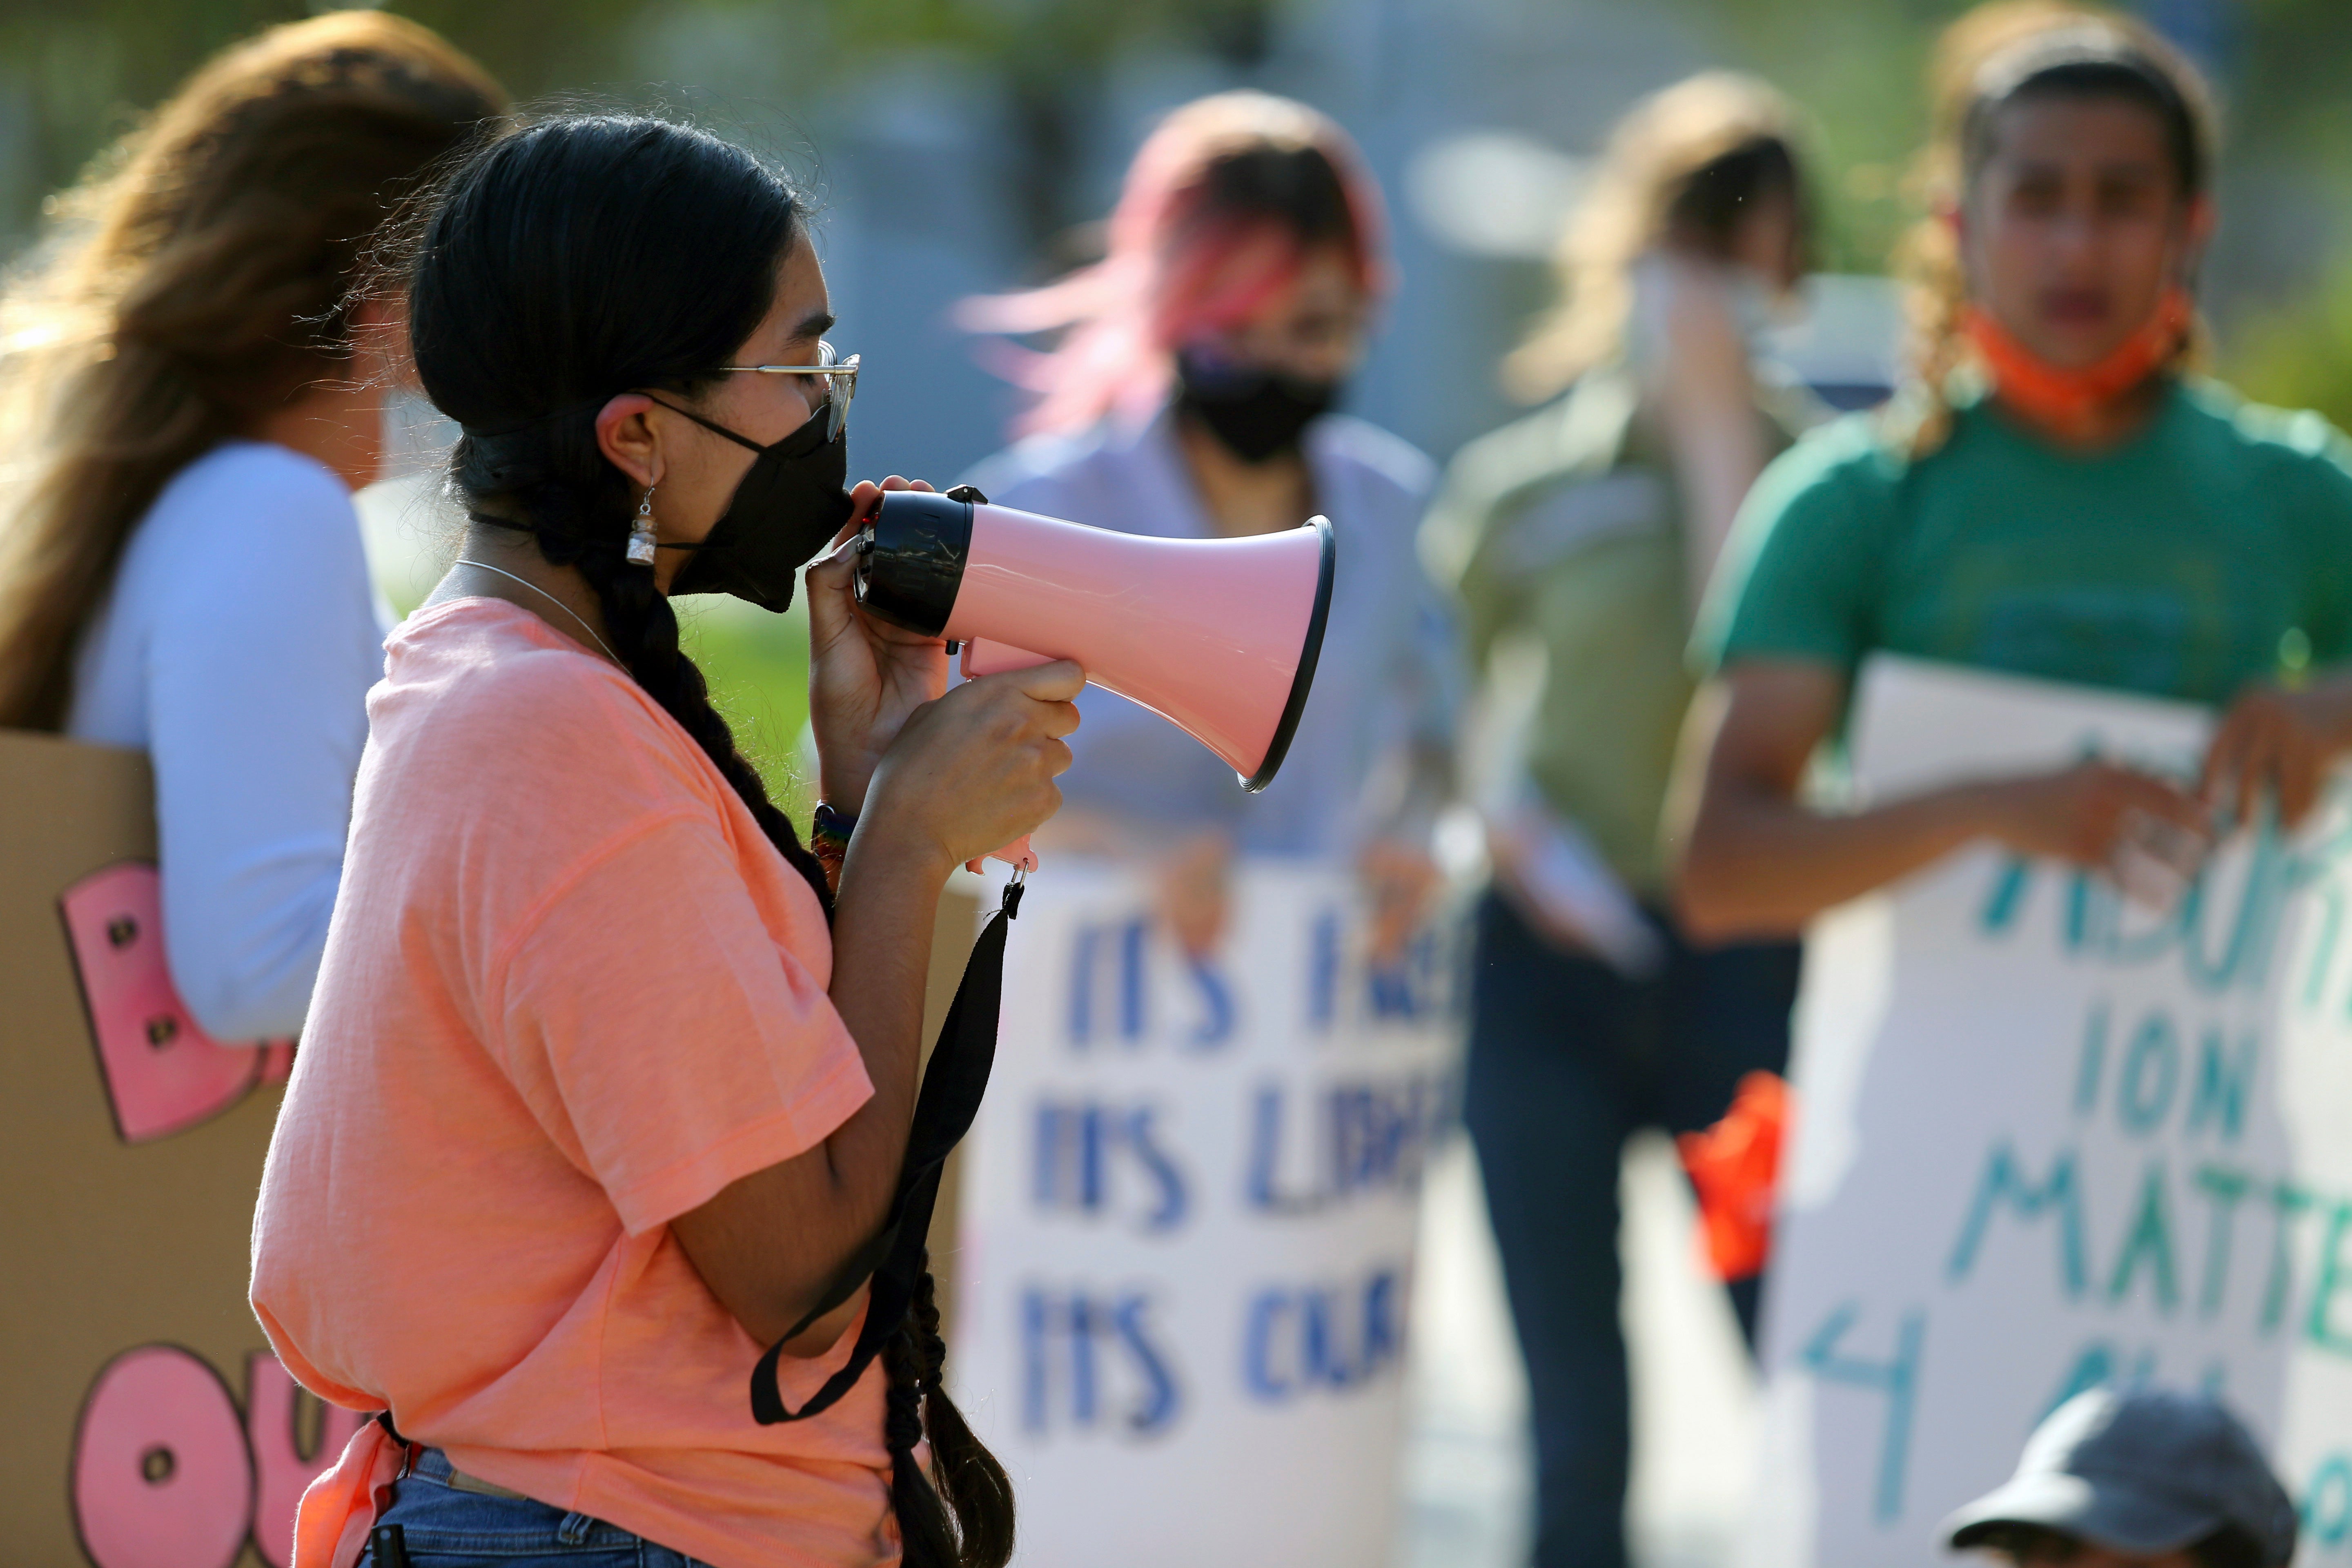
[1745,655,2352,1567]
[949,862,1459,1567]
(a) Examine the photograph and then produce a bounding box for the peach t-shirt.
[251,598,891,1568]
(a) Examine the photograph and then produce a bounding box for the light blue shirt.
[68,441,386,1040]
[966,406,1461,860]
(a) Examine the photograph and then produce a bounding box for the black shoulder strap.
[749,878,1022,1425]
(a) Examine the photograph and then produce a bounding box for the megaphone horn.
[854,488,1335,793]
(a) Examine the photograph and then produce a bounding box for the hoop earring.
[627,487,658,568]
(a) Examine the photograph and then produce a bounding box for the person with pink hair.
[961,89,1457,954]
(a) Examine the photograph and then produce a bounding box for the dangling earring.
[627,486,658,567]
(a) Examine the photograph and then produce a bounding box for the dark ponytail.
[884,1260,1016,1568]
[401,114,1013,1568]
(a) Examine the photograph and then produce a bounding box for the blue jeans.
[1461,891,1799,1568]
[360,1449,711,1567]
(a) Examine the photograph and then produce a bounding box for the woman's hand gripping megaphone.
[837,479,1338,874]
[807,476,1074,874]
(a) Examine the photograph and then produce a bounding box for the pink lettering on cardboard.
[59,862,294,1143]
[70,1345,252,1568]
[244,1351,367,1568]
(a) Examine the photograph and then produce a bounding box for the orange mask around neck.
[1963,286,2193,439]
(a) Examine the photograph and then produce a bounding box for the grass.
[675,596,817,824]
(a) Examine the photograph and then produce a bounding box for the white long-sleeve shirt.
[68,440,386,1040]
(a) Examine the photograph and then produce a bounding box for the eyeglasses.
[719,340,860,441]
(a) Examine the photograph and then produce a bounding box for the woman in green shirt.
[1680,7,2352,938]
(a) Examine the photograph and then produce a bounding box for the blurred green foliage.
[17,0,2349,297]
[0,1,631,237]
[2227,270,2352,436]
[0,0,1276,253]
[679,599,815,820]
[1692,0,1930,274]
[10,0,2352,308]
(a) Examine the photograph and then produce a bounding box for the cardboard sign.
[1744,657,2352,1567]
[948,862,1459,1567]
[2,730,989,1566]
[0,729,320,1568]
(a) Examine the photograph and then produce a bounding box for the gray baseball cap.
[1944,1388,2298,1566]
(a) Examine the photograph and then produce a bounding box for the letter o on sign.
[71,1345,252,1568]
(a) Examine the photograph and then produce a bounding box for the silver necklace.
[452,559,623,666]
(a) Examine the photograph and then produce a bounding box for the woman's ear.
[595,393,662,489]
[1941,197,1981,298]
[2180,192,2217,261]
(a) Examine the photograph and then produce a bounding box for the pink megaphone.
[853,487,1335,868]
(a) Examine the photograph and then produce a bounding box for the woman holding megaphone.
[252,115,1067,1568]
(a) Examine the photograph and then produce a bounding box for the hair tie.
[883,1375,926,1453]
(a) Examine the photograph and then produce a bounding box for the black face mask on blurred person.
[1174,349,1339,465]
[652,395,855,613]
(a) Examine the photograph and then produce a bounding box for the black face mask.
[653,396,855,613]
[1174,349,1339,465]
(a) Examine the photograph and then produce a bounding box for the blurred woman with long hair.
[0,11,504,1040]
[1417,72,1817,1568]
[960,89,1456,958]
[1679,6,2352,938]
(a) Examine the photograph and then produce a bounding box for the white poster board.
[1747,655,2352,1567]
[950,862,1460,1567]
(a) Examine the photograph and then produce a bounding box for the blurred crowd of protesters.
[2,0,2347,1565]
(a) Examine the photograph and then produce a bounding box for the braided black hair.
[403,113,1013,1568]
[884,1260,1015,1568]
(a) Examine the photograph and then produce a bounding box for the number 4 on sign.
[1801,1301,1926,1526]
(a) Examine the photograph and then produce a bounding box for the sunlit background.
[13,3,2345,1562]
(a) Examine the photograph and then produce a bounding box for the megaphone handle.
[961,638,1056,679]
[967,835,1038,877]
